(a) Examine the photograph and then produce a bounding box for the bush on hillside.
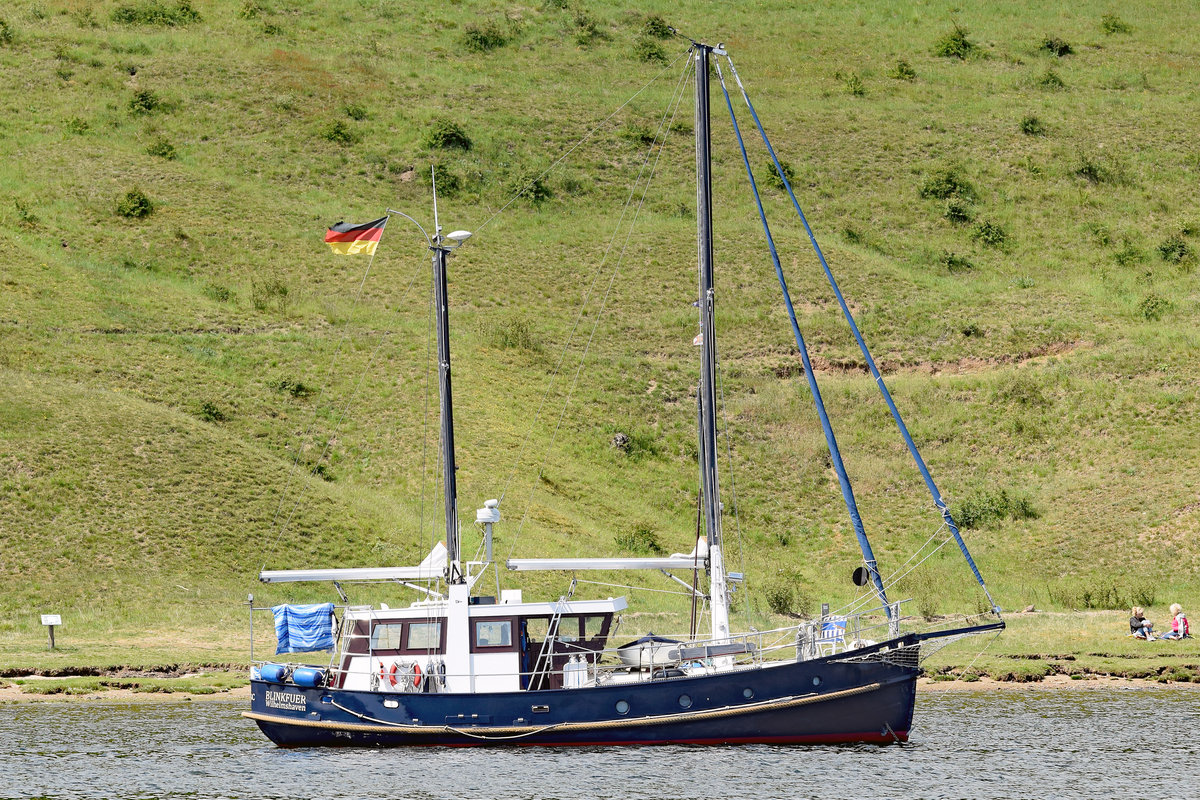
[320,120,359,145]
[633,36,667,64]
[835,70,866,96]
[1100,13,1132,35]
[1157,235,1192,264]
[1036,69,1066,90]
[765,158,795,191]
[1040,36,1072,57]
[643,14,672,39]
[146,136,177,159]
[940,250,975,273]
[0,17,13,46]
[423,117,471,151]
[64,117,90,134]
[1114,240,1143,266]
[1138,294,1168,321]
[343,103,368,121]
[511,170,552,206]
[1075,153,1113,184]
[198,401,226,423]
[933,24,980,60]
[614,524,664,555]
[953,487,1039,529]
[919,166,975,201]
[128,89,162,115]
[271,378,314,399]
[887,59,917,81]
[115,188,155,218]
[425,163,462,197]
[944,197,975,224]
[112,1,201,26]
[573,10,603,45]
[1019,114,1047,135]
[462,21,506,53]
[972,220,1007,248]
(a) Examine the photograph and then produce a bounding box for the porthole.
[812,676,822,687]
[615,700,630,715]
[678,694,692,709]
[743,687,754,699]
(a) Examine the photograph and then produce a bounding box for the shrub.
[423,117,471,151]
[238,1,261,20]
[972,220,1007,247]
[954,487,1039,529]
[272,378,314,398]
[1075,153,1112,184]
[944,197,975,224]
[198,401,226,423]
[835,70,866,96]
[1019,114,1047,135]
[462,21,506,53]
[1040,36,1073,57]
[112,1,201,26]
[1138,294,1168,320]
[64,116,90,134]
[512,171,552,206]
[573,10,601,45]
[614,524,664,555]
[633,36,667,64]
[643,14,672,39]
[1036,69,1065,89]
[940,251,975,273]
[343,103,368,121]
[765,158,795,191]
[887,59,917,81]
[933,24,980,60]
[1114,241,1143,266]
[1100,13,1131,35]
[426,163,461,197]
[146,136,177,159]
[1157,235,1192,263]
[0,17,13,46]
[14,201,39,229]
[115,188,154,218]
[919,166,975,200]
[128,89,161,114]
[320,120,358,145]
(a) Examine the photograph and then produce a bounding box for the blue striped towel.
[272,603,335,654]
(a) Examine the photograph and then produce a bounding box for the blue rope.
[723,57,999,614]
[714,61,890,613]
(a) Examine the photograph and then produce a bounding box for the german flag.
[325,216,387,255]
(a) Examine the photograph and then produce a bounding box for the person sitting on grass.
[1158,604,1190,640]
[1129,606,1155,640]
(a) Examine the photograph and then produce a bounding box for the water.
[1,688,1197,800]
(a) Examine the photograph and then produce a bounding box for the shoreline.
[2,674,1196,705]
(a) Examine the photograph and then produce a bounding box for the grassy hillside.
[1,0,1198,664]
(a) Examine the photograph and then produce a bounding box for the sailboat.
[244,38,1003,747]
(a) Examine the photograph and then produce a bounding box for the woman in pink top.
[1159,603,1190,640]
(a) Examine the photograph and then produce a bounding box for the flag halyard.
[325,216,388,255]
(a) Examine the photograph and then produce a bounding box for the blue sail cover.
[272,603,335,654]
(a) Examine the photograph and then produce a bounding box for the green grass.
[1,1,1199,667]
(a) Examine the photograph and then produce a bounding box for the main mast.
[431,189,464,585]
[694,43,731,642]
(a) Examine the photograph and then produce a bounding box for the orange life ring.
[379,662,399,687]
[412,662,422,689]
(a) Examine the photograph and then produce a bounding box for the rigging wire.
[468,49,693,240]
[260,222,426,573]
[504,55,695,558]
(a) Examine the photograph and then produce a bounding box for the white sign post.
[40,614,62,649]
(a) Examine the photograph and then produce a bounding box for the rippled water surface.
[2,688,1198,799]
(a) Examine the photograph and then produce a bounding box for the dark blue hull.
[246,638,918,747]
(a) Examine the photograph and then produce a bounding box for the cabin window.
[369,623,405,651]
[474,620,512,648]
[407,622,442,650]
[583,615,608,639]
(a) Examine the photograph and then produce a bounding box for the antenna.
[431,165,441,241]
